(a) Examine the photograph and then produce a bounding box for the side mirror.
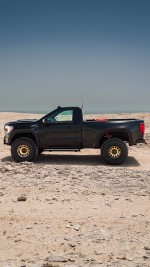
[42,118,49,125]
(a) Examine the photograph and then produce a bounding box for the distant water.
[0,108,149,114]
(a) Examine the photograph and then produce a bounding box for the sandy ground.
[0,112,150,267]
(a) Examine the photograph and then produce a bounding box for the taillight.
[140,123,145,135]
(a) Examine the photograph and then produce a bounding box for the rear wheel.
[101,138,128,165]
[11,137,38,162]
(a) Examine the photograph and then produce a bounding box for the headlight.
[4,125,13,135]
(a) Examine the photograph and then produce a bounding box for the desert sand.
[0,112,150,267]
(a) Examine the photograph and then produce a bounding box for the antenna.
[81,96,84,109]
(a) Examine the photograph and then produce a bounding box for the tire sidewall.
[101,138,128,165]
[11,138,38,162]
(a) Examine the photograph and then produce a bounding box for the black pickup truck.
[4,106,145,164]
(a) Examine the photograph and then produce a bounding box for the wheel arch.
[98,129,132,148]
[10,131,39,146]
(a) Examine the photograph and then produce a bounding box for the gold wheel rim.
[108,146,121,158]
[17,145,30,157]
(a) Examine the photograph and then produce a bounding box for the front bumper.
[4,135,10,145]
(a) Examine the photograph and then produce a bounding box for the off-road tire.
[11,137,38,162]
[101,138,128,165]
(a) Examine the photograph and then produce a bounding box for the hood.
[17,119,37,123]
[5,119,37,125]
[5,119,38,127]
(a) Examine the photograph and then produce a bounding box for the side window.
[55,110,73,122]
[47,110,73,123]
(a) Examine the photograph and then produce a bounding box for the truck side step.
[44,148,81,152]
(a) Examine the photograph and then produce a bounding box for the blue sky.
[0,0,150,113]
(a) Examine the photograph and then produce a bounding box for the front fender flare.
[9,129,39,147]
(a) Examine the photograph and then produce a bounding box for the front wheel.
[11,137,38,162]
[101,138,128,165]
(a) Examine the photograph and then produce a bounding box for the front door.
[39,109,76,148]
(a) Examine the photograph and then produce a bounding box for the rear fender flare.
[97,129,133,147]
